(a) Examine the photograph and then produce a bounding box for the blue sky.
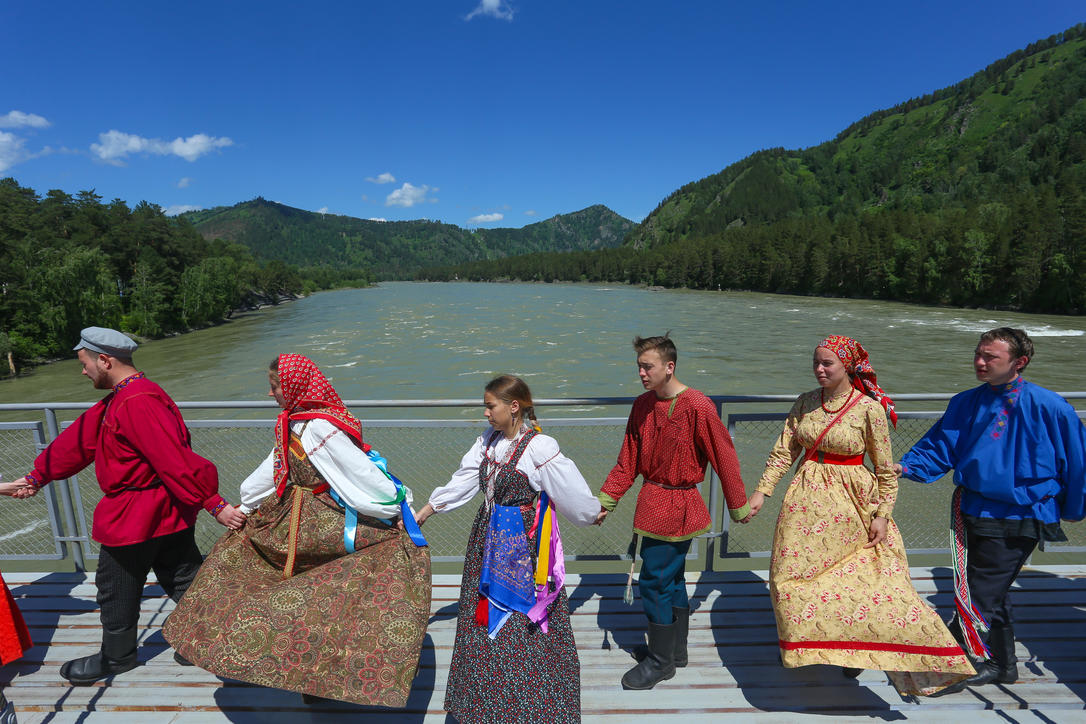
[1,2,1082,227]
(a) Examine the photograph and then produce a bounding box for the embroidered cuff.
[597,491,618,512]
[25,472,44,488]
[729,502,752,522]
[210,500,228,517]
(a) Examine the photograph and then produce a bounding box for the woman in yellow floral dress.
[747,335,974,697]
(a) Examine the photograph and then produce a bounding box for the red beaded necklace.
[820,386,854,414]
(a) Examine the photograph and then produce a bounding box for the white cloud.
[385,182,431,207]
[466,0,513,21]
[0,111,50,129]
[90,130,233,164]
[0,132,29,173]
[469,212,504,224]
[177,177,192,188]
[162,204,202,216]
[367,217,388,222]
[365,172,396,184]
[524,209,537,216]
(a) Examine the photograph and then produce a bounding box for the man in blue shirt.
[897,328,1086,695]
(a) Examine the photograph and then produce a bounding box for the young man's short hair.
[633,334,677,365]
[979,327,1034,370]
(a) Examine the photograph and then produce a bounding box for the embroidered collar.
[112,371,145,393]
[989,377,1024,440]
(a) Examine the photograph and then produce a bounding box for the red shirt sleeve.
[115,391,223,514]
[28,400,107,486]
[601,398,648,506]
[692,397,749,515]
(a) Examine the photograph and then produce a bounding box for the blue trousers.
[638,537,691,624]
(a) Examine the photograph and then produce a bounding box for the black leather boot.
[60,628,138,685]
[0,691,17,724]
[621,622,676,690]
[672,607,690,668]
[991,624,1018,683]
[931,622,1015,697]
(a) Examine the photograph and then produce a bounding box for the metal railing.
[1,394,1084,571]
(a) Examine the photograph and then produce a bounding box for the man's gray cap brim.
[73,327,138,357]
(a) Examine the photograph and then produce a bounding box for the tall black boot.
[60,627,139,685]
[991,624,1018,683]
[0,690,17,724]
[931,622,1014,697]
[621,623,676,690]
[672,607,690,668]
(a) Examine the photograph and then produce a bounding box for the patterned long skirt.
[444,503,580,724]
[769,460,974,696]
[163,482,431,707]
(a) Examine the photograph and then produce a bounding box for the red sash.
[800,392,865,468]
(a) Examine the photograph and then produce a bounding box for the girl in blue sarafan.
[413,375,601,724]
[897,327,1086,697]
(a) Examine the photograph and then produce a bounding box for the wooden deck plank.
[3,565,1085,722]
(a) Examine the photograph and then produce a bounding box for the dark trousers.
[964,526,1037,632]
[96,527,203,639]
[638,537,691,625]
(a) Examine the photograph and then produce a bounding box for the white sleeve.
[522,435,601,527]
[301,420,404,519]
[239,450,276,514]
[429,435,486,514]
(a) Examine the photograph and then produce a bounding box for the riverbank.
[2,286,370,378]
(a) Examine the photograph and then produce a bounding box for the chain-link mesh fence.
[0,423,63,559]
[724,411,1086,556]
[1,400,1083,568]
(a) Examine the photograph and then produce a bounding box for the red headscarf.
[272,353,369,496]
[817,335,897,427]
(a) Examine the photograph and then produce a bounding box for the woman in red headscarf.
[164,354,430,708]
[747,336,974,697]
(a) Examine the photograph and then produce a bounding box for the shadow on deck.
[2,566,1085,723]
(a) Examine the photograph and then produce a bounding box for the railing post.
[43,407,86,572]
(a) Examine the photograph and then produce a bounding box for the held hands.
[214,503,247,530]
[741,492,766,524]
[593,509,608,526]
[413,503,435,527]
[892,463,903,478]
[863,516,888,549]
[0,477,38,499]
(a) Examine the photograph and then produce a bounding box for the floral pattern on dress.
[756,390,974,697]
[444,431,581,724]
[164,437,431,707]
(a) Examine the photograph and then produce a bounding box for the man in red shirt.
[598,334,752,690]
[0,327,244,684]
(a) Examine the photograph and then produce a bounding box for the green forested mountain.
[184,200,633,277]
[0,179,369,369]
[422,25,1086,314]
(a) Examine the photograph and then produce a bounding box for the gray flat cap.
[73,327,138,357]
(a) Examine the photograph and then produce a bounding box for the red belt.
[808,451,864,465]
[645,479,698,490]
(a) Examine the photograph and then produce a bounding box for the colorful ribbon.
[367,449,428,547]
[327,488,360,554]
[951,486,990,660]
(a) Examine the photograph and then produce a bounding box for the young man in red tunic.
[597,334,752,690]
[0,327,244,685]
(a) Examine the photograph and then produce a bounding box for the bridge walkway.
[3,566,1085,723]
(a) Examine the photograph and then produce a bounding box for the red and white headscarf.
[272,353,369,496]
[817,335,897,427]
